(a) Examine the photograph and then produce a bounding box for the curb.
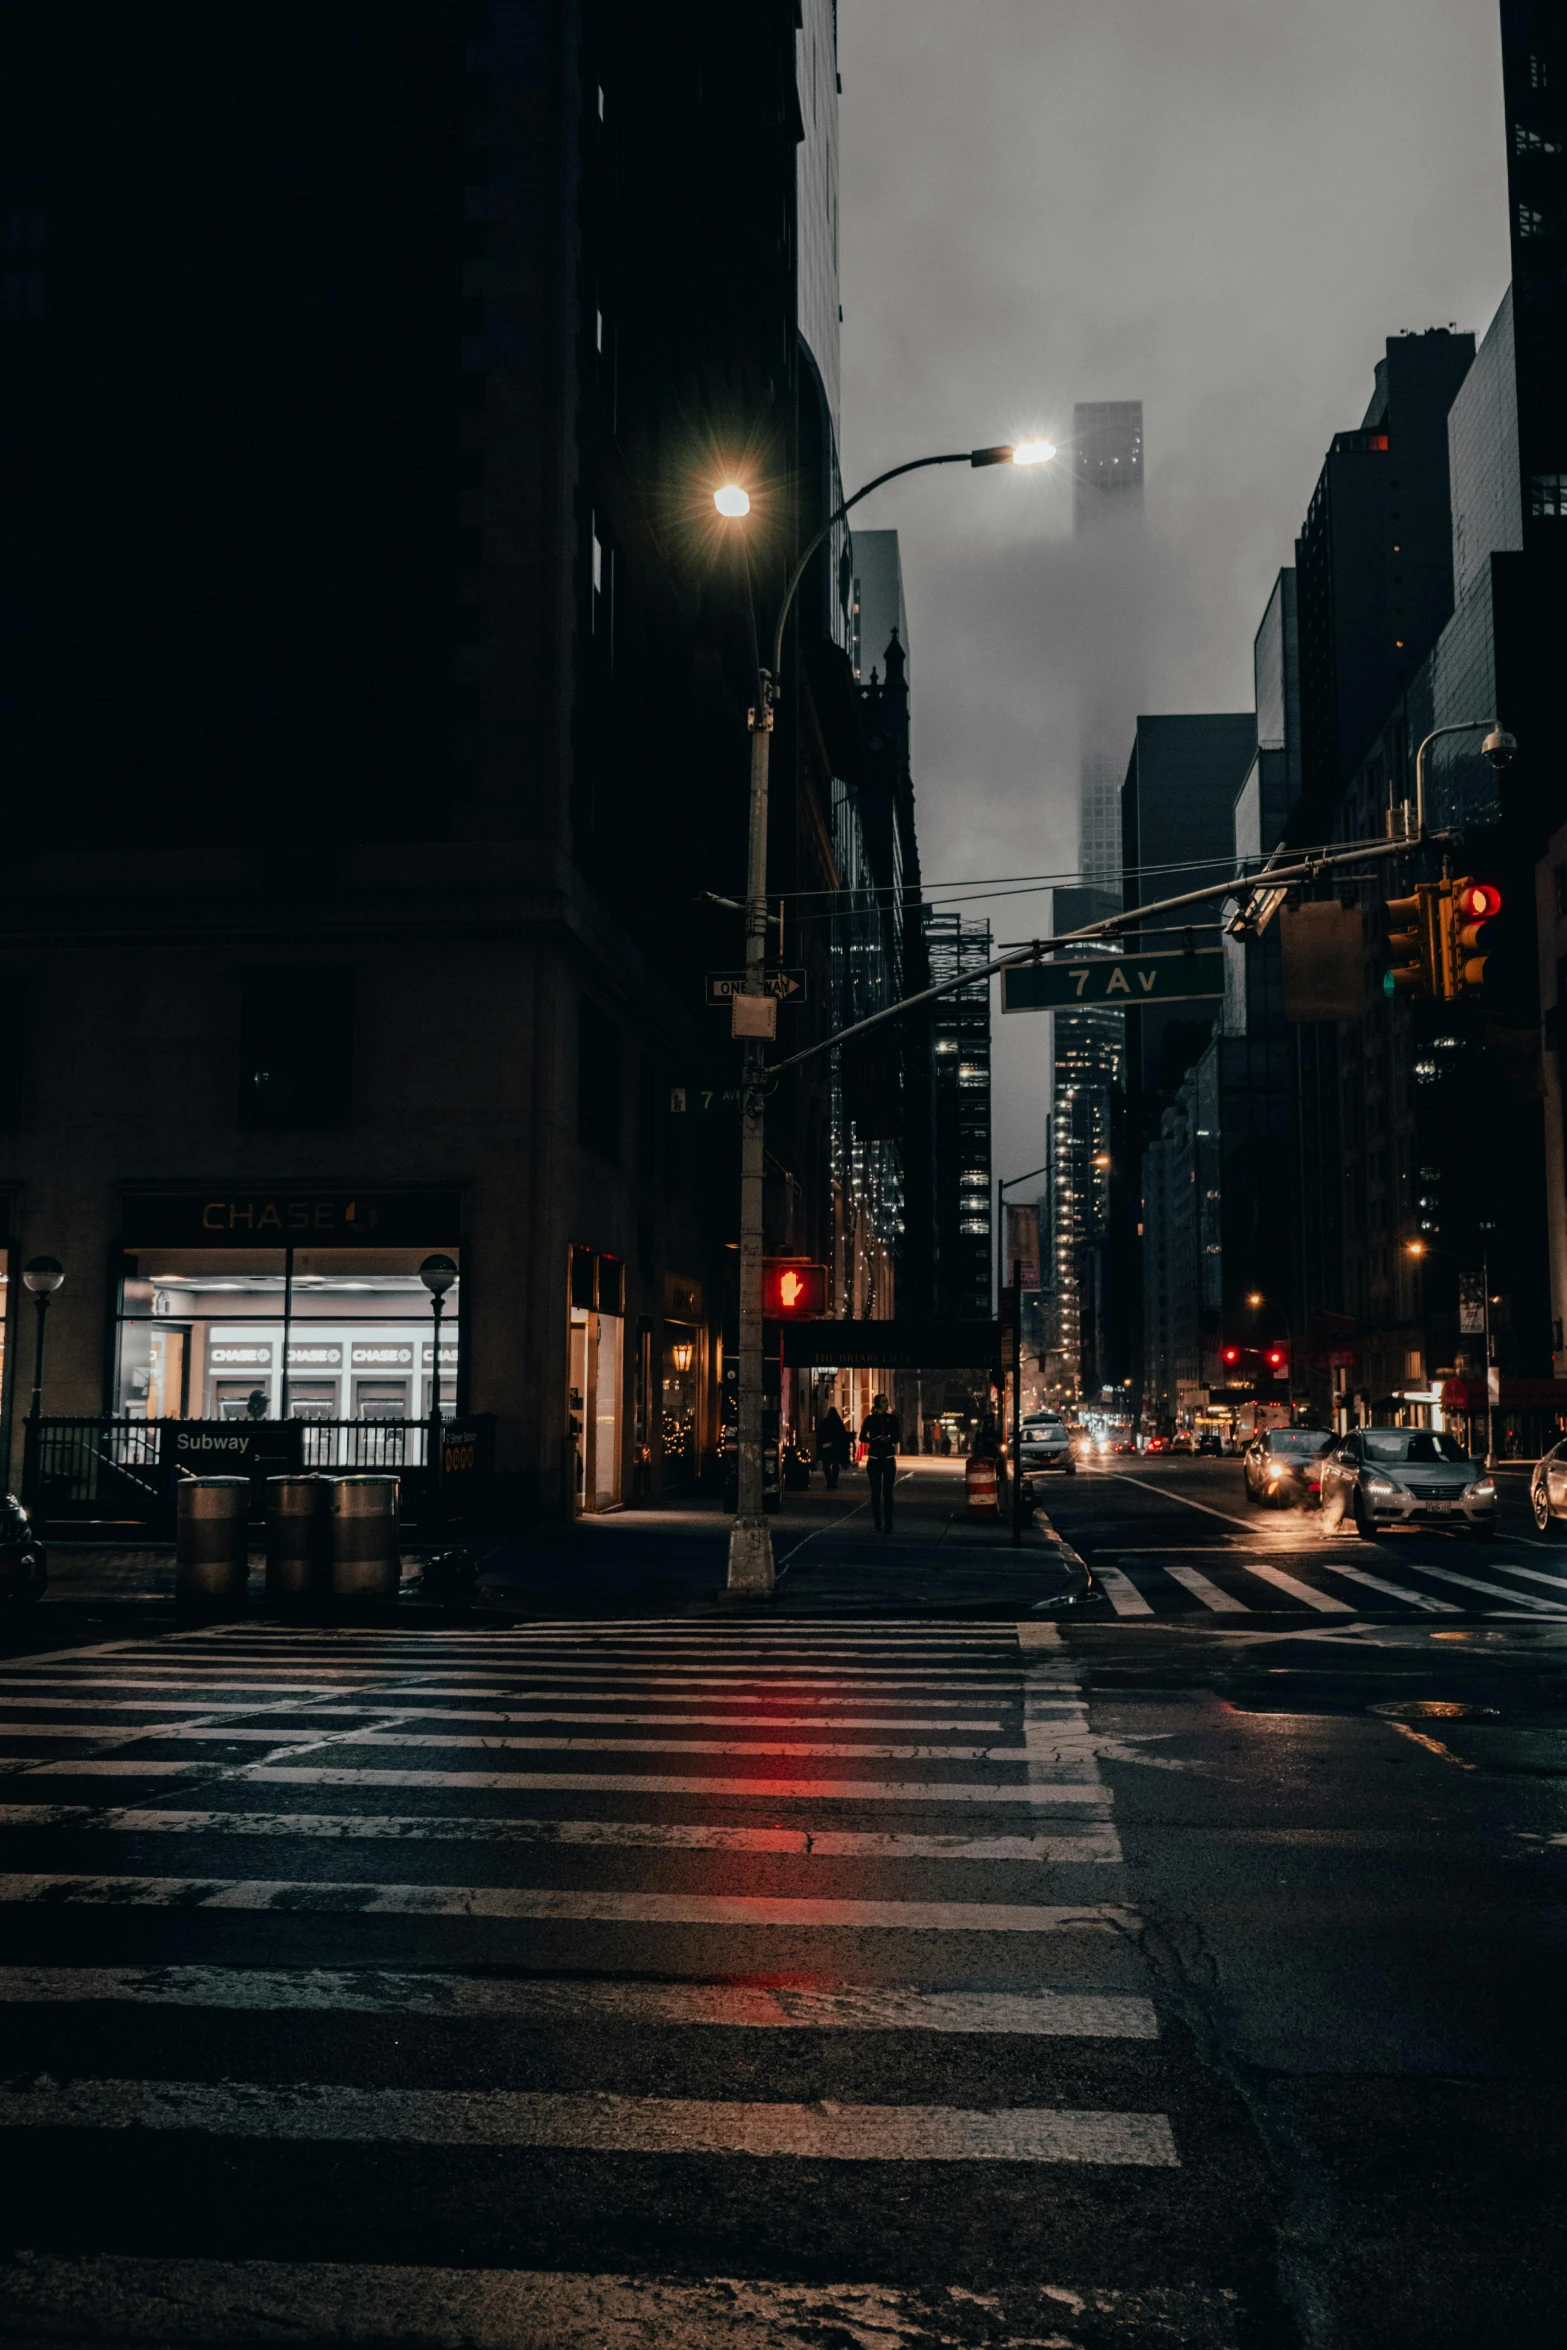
[1027,1504,1097,1612]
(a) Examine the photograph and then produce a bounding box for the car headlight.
[1363,1477,1398,1497]
[1465,1479,1496,1501]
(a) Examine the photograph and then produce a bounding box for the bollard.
[330,1474,402,1602]
[965,1454,1000,1518]
[265,1475,330,1605]
[176,1477,251,1608]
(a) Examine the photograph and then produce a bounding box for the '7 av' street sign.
[1002,949,1226,1013]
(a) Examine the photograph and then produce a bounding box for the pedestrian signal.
[763,1261,828,1316]
[1444,878,1501,996]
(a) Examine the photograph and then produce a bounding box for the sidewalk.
[461,1456,1078,1617]
[11,1461,1080,1636]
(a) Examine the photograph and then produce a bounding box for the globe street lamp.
[419,1255,458,1533]
[22,1257,65,1421]
[714,438,1055,1589]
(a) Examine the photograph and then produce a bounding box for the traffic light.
[763,1260,828,1316]
[1221,1345,1241,1369]
[1264,1343,1289,1380]
[1443,878,1502,996]
[1384,885,1440,999]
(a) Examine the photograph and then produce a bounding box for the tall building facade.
[1072,399,1145,888]
[1043,888,1122,1403]
[927,913,994,1320]
[0,1,873,1516]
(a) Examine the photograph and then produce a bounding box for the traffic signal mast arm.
[766,829,1421,1080]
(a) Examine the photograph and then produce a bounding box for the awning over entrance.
[781,1321,1000,1371]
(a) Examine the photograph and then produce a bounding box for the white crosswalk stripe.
[0,1616,1236,2345]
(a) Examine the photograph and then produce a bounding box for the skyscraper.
[1073,400,1145,890]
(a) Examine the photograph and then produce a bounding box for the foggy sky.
[837,0,1511,1197]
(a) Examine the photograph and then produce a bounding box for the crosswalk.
[1081,1540,1567,1618]
[0,1618,1270,2347]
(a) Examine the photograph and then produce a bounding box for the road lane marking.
[1015,1622,1062,1649]
[1395,1560,1567,1612]
[1316,1563,1460,1612]
[1482,1558,1567,1593]
[0,1808,1122,1861]
[0,2258,1230,2349]
[0,1874,1137,1929]
[19,1769,1114,1807]
[0,1968,1154,2035]
[1091,1566,1154,1617]
[1092,1471,1253,1527]
[0,2079,1176,2164]
[1234,1563,1354,1612]
[245,1708,1015,1732]
[1160,1564,1250,1613]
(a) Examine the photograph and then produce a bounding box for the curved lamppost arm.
[767,446,1022,683]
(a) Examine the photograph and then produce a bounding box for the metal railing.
[21,1417,445,1531]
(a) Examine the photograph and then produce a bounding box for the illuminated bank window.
[113,1249,459,1435]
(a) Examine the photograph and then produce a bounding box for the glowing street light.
[713,483,751,518]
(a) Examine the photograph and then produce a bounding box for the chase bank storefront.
[111,1188,466,1425]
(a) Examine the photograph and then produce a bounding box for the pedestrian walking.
[816,1403,850,1490]
[858,1392,902,1532]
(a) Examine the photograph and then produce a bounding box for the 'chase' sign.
[120,1191,463,1249]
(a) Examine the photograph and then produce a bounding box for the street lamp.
[22,1257,64,1421]
[419,1255,458,1532]
[1244,1290,1294,1397]
[714,436,1056,1591]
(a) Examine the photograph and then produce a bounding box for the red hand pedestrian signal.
[763,1261,827,1316]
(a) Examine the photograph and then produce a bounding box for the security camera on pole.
[712,437,1057,1591]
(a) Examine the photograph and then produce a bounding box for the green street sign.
[1001,949,1226,1013]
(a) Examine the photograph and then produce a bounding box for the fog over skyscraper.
[1072,400,1145,889]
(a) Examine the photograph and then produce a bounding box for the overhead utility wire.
[764,830,1413,1082]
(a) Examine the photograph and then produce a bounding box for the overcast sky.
[837,0,1511,1194]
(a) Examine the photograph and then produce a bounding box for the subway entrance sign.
[1002,949,1226,1012]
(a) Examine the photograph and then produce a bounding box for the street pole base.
[726,1516,776,1593]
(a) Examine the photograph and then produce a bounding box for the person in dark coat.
[858,1392,902,1532]
[816,1404,850,1490]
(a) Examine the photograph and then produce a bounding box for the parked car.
[1319,1429,1496,1539]
[0,1495,47,1605]
[1018,1413,1075,1480]
[1532,1438,1567,1533]
[1242,1425,1335,1507]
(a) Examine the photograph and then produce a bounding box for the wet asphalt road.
[0,1461,1562,2348]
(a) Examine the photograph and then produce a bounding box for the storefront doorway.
[568,1246,624,1512]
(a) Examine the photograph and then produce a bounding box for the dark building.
[1285,0,1567,1435]
[0,2,877,1515]
[927,912,994,1322]
[1291,329,1475,840]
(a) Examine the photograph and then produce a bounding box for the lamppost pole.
[716,438,1056,1594]
[22,1258,65,1421]
[419,1256,458,1544]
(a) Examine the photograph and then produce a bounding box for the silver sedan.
[1319,1429,1496,1539]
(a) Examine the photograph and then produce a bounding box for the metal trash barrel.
[176,1477,251,1606]
[265,1475,330,1603]
[965,1455,1000,1518]
[330,1474,402,1601]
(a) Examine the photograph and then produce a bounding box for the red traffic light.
[1265,1346,1287,1372]
[1454,881,1502,921]
[1222,1346,1241,1367]
[764,1260,827,1316]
